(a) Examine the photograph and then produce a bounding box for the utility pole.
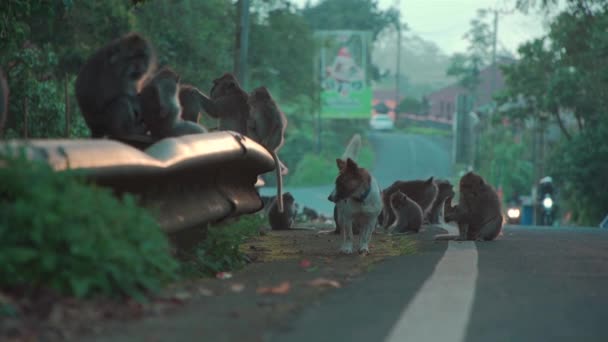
[394,0,402,114]
[491,9,498,100]
[234,0,250,89]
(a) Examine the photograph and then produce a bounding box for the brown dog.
[328,158,382,255]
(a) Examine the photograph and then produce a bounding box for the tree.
[446,9,493,99]
[248,1,316,102]
[135,0,235,90]
[301,0,401,82]
[397,96,422,114]
[498,1,608,225]
[301,0,399,41]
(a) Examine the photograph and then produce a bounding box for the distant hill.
[372,30,457,99]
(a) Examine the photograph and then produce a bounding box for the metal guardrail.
[0,132,275,233]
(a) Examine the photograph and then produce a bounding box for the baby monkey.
[138,67,206,139]
[388,190,423,234]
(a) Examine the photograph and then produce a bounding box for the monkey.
[427,179,455,224]
[0,67,8,136]
[75,32,154,138]
[302,206,319,221]
[138,67,207,139]
[380,177,438,230]
[436,172,503,241]
[178,84,212,131]
[198,73,250,135]
[246,86,288,213]
[268,192,297,230]
[387,190,423,234]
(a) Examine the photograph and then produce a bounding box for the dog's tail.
[340,133,362,161]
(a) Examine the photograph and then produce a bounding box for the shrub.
[180,216,264,277]
[0,151,178,300]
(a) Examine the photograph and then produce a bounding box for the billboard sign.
[316,30,373,119]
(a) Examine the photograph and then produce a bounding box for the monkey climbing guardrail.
[0,132,275,233]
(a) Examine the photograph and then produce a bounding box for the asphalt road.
[266,225,608,342]
[260,131,453,215]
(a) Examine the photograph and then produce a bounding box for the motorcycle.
[505,200,522,225]
[540,193,554,226]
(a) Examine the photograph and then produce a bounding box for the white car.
[369,114,395,131]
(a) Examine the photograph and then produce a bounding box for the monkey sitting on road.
[178,84,211,131]
[75,32,154,138]
[268,192,297,230]
[138,67,206,139]
[199,73,250,135]
[427,179,455,224]
[387,190,423,234]
[437,172,503,241]
[0,68,8,136]
[381,177,438,230]
[247,86,288,213]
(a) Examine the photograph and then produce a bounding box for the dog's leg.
[358,218,375,255]
[340,220,354,254]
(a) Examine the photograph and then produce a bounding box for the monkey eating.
[247,86,288,213]
[268,192,297,230]
[436,171,503,241]
[0,67,8,136]
[387,190,423,234]
[138,67,207,139]
[75,32,154,138]
[200,73,250,135]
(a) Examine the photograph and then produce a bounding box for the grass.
[399,125,452,137]
[179,215,265,278]
[243,230,417,264]
[287,141,376,187]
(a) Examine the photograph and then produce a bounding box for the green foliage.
[397,96,422,114]
[0,151,178,299]
[301,0,400,40]
[180,216,264,277]
[475,127,534,201]
[446,9,493,95]
[249,3,316,102]
[1,0,135,138]
[134,0,234,90]
[288,153,337,187]
[499,3,608,222]
[401,125,451,137]
[5,46,67,138]
[549,121,608,225]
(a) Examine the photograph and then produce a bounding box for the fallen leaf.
[198,287,214,296]
[256,281,291,295]
[308,278,341,288]
[299,259,312,268]
[230,283,245,293]
[173,291,191,301]
[216,272,233,280]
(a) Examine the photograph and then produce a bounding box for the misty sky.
[294,0,553,56]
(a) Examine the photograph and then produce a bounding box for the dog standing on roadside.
[328,134,382,254]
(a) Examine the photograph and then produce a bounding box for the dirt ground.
[1,222,439,342]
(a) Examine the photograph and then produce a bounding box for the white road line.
[384,241,479,342]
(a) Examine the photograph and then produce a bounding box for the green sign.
[316,30,372,119]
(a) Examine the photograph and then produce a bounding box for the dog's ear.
[346,158,357,170]
[426,176,434,184]
[336,158,346,170]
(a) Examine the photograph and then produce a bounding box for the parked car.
[369,114,394,131]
